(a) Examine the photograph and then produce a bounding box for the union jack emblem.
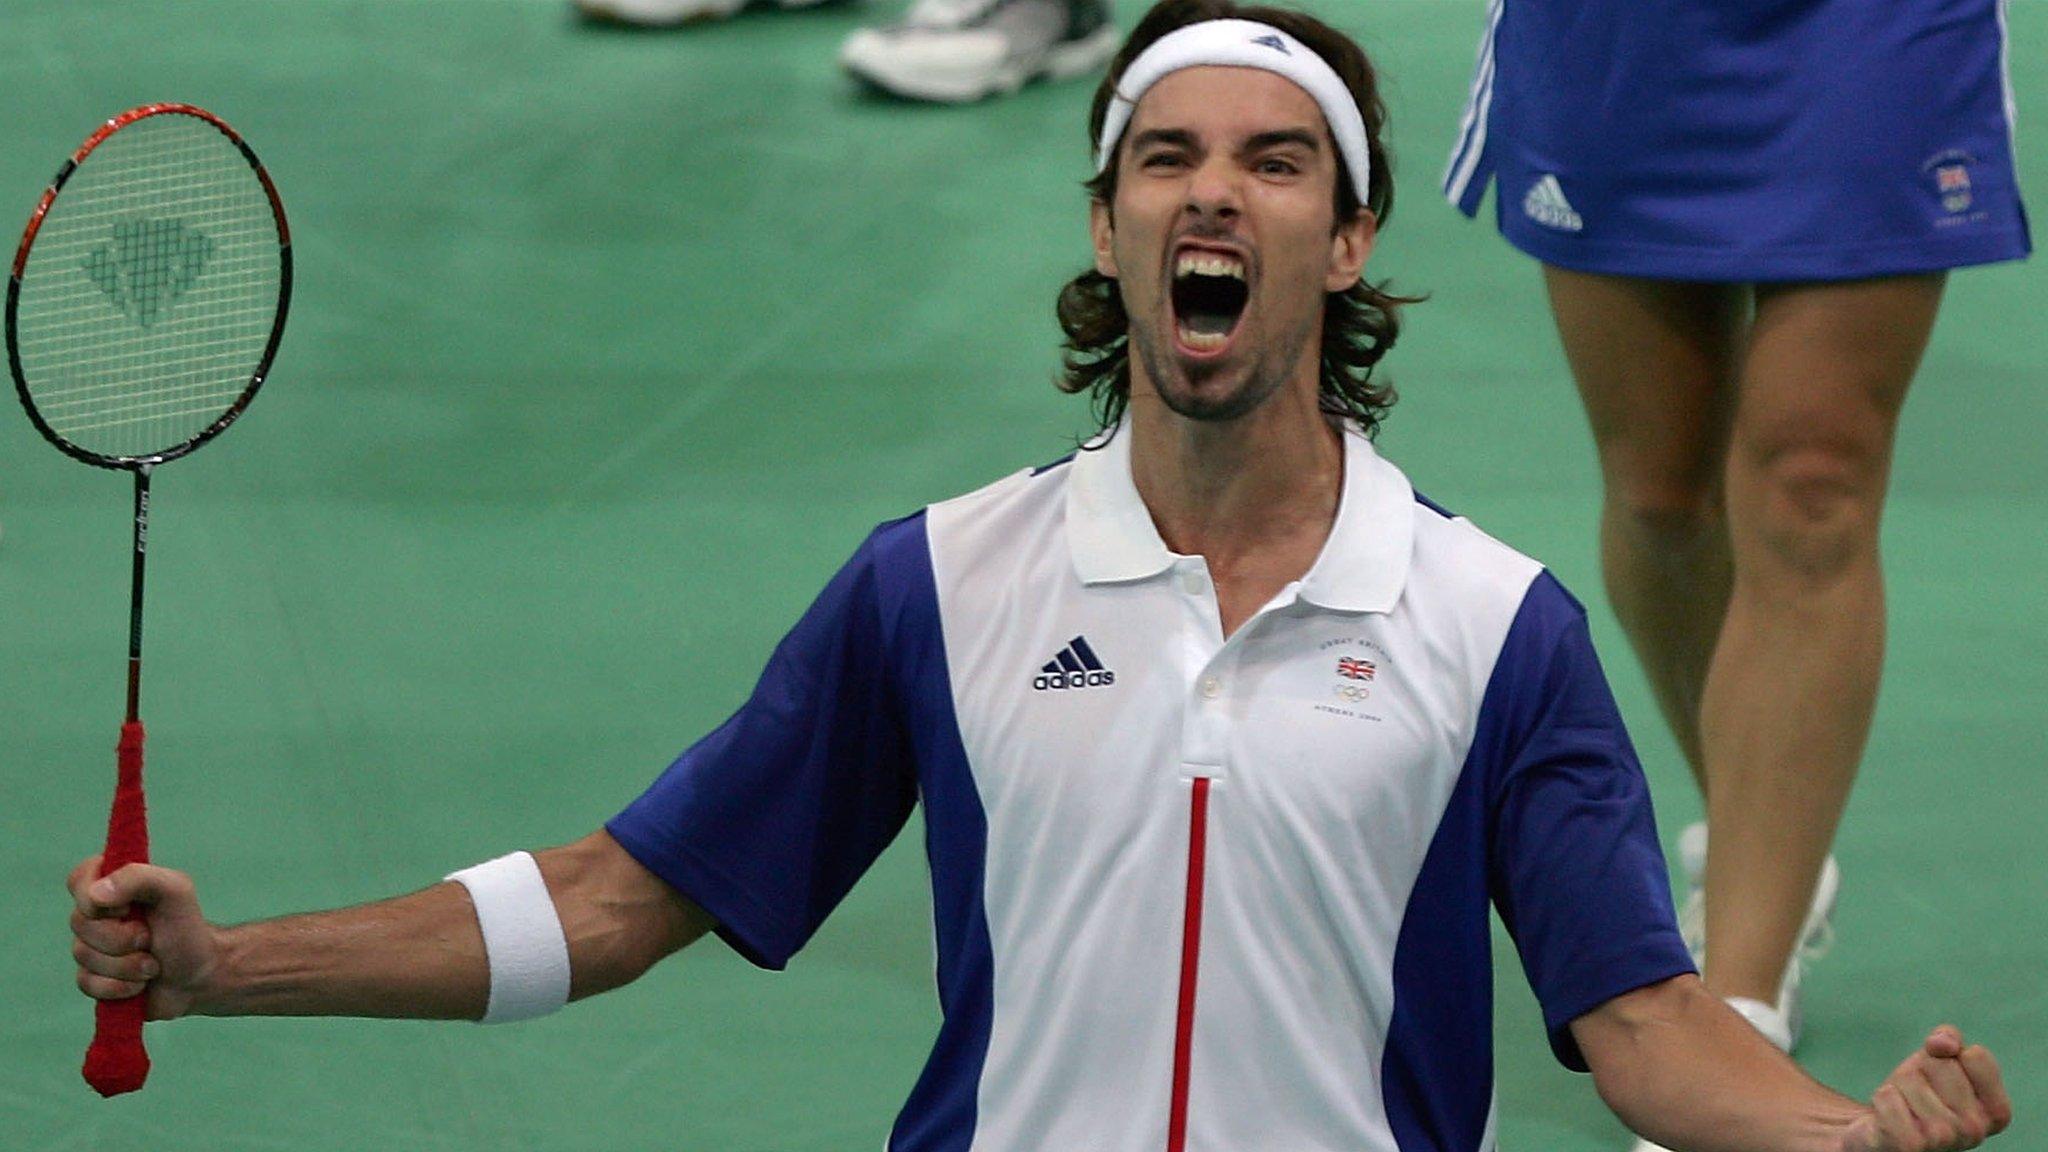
[1937,164,1971,192]
[1337,657,1376,681]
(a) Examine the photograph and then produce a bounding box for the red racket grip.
[83,720,152,1097]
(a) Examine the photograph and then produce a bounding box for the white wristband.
[445,851,571,1024]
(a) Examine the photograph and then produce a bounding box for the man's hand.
[1842,1027,2012,1151]
[69,856,218,1021]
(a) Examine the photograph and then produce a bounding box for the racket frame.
[6,102,293,473]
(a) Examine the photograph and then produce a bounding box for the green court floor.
[2,2,2042,1148]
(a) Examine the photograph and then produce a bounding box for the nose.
[1183,155,1242,223]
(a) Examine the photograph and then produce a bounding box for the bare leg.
[1542,268,1747,785]
[1698,273,1945,1004]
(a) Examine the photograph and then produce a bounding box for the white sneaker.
[1674,820,1839,1051]
[574,0,833,27]
[838,0,1118,102]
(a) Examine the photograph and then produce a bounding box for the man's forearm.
[1578,975,1867,1152]
[192,832,712,1020]
[197,881,489,1019]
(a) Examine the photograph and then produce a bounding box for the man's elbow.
[541,831,718,1001]
[1572,974,1712,1122]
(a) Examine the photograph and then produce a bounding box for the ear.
[1325,208,1376,292]
[1090,199,1119,278]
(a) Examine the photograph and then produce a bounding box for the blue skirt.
[1444,0,2032,281]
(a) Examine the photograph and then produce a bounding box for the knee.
[1604,480,1725,555]
[1732,441,1886,579]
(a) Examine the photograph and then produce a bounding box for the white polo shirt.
[610,422,1692,1152]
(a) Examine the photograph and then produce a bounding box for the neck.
[1126,379,1345,570]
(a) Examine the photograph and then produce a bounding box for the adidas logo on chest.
[1033,635,1117,691]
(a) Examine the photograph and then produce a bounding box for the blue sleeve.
[1482,572,1696,1070]
[605,519,926,970]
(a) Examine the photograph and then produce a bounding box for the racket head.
[7,104,291,470]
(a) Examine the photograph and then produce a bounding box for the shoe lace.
[902,0,1000,28]
[1679,890,1706,960]
[1798,919,1835,963]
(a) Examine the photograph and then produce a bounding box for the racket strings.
[14,112,283,461]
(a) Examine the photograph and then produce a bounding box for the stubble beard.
[1127,303,1320,425]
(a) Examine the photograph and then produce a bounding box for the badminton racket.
[7,103,290,1097]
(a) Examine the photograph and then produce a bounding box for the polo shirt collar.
[1297,425,1414,614]
[1065,419,1414,614]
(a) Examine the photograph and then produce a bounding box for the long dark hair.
[1055,0,1421,437]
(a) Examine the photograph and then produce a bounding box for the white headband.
[1094,19,1371,199]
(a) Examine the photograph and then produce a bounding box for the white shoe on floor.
[839,0,1117,102]
[574,0,833,27]
[1674,819,1838,1051]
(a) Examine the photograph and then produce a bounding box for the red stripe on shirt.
[1167,776,1212,1152]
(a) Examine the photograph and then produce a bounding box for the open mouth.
[1170,249,1249,353]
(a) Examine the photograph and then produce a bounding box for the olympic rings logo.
[1332,684,1371,702]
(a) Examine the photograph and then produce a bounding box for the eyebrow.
[1128,127,1198,153]
[1242,129,1323,154]
[1125,126,1326,155]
